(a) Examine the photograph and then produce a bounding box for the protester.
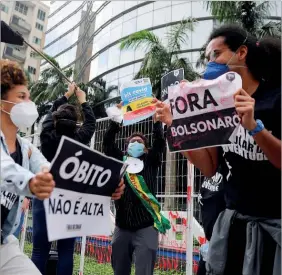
[196,152,227,275]
[103,103,169,275]
[155,24,281,275]
[31,83,124,275]
[0,59,55,275]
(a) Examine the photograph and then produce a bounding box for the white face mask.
[1,100,39,128]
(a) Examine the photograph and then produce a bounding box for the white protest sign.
[44,188,111,241]
[167,72,242,152]
[44,136,127,241]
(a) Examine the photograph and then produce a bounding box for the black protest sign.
[167,72,242,152]
[161,68,184,102]
[50,136,126,197]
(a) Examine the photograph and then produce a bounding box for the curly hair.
[1,59,27,99]
[126,132,149,148]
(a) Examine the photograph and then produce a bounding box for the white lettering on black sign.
[161,69,184,102]
[44,137,127,242]
[50,136,126,196]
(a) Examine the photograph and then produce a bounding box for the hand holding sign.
[166,72,242,152]
[44,136,128,241]
[234,88,256,131]
[111,179,125,200]
[29,167,55,200]
[153,98,173,126]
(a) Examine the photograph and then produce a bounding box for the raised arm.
[75,88,96,145]
[154,99,218,177]
[41,83,76,138]
[148,120,166,166]
[103,120,123,161]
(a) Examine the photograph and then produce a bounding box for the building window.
[32,36,41,45]
[37,9,46,21]
[28,66,36,75]
[0,3,9,13]
[15,1,28,15]
[35,22,44,31]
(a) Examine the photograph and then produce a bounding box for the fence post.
[79,236,87,275]
[79,130,96,274]
[19,207,29,252]
[186,161,195,275]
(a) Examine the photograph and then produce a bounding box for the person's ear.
[237,45,248,62]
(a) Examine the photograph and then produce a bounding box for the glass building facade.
[44,1,281,93]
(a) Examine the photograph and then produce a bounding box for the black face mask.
[55,119,77,136]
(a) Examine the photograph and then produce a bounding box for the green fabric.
[123,156,171,234]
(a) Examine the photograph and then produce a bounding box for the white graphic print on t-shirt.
[1,191,18,210]
[222,125,268,161]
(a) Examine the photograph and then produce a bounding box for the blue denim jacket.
[1,131,50,242]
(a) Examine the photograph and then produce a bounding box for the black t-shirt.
[1,140,22,227]
[199,150,228,241]
[221,83,281,218]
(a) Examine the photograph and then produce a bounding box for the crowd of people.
[0,23,281,275]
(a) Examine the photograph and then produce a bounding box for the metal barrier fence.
[20,117,206,275]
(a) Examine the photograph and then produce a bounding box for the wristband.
[248,119,264,136]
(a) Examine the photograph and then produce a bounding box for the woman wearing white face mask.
[0,59,55,275]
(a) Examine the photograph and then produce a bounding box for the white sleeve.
[1,145,34,197]
[28,142,50,174]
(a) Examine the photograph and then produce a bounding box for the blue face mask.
[202,62,229,80]
[127,142,145,158]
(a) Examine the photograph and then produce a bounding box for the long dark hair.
[208,24,281,89]
[52,104,78,135]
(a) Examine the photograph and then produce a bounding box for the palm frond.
[120,30,163,51]
[257,21,281,38]
[167,17,197,55]
[171,57,199,81]
[205,1,237,22]
[254,1,272,18]
[32,51,61,69]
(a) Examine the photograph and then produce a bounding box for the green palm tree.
[196,1,281,68]
[29,52,110,121]
[24,69,33,89]
[120,18,199,99]
[29,53,73,105]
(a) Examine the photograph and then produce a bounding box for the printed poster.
[167,72,242,152]
[161,68,184,103]
[44,136,127,241]
[120,78,155,126]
